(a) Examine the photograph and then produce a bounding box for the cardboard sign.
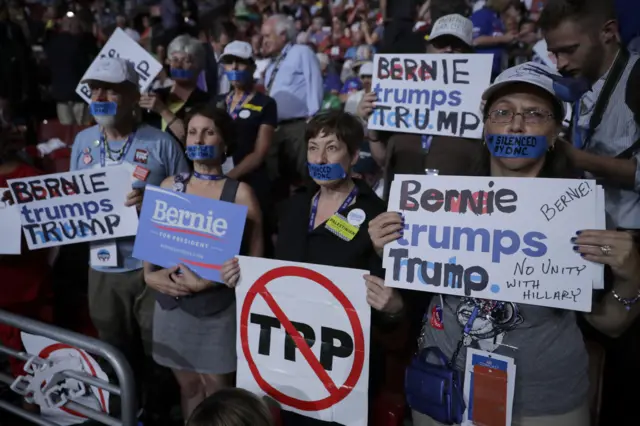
[133,185,248,282]
[236,257,370,426]
[383,175,605,312]
[7,165,139,249]
[367,53,493,139]
[0,187,22,254]
[76,28,163,103]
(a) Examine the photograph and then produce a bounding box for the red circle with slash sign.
[240,266,365,411]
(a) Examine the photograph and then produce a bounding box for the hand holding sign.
[139,93,166,114]
[125,188,144,211]
[368,212,403,256]
[221,257,241,288]
[145,265,190,297]
[364,274,403,314]
[356,91,377,121]
[171,264,213,293]
[573,230,640,282]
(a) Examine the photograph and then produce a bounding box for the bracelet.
[611,288,640,310]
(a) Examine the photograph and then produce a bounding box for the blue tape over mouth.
[90,101,117,116]
[308,162,347,181]
[485,134,548,159]
[170,68,195,79]
[186,145,218,160]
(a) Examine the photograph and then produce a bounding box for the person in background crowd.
[344,61,372,115]
[357,13,482,201]
[615,0,640,53]
[206,19,238,97]
[45,14,96,125]
[338,73,363,104]
[215,40,277,255]
[187,388,274,426]
[344,21,376,59]
[471,0,518,79]
[308,16,329,46]
[370,62,640,426]
[141,35,210,144]
[146,106,263,421]
[261,14,323,188]
[117,14,140,42]
[221,110,403,426]
[540,0,640,230]
[70,57,189,409]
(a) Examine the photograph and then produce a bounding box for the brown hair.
[538,0,616,33]
[305,110,364,156]
[185,105,237,157]
[186,388,274,426]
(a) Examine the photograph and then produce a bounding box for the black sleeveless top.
[155,173,240,317]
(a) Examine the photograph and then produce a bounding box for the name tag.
[325,214,358,241]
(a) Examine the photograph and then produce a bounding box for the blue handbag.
[405,346,466,425]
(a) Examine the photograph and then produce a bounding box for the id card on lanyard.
[90,132,136,267]
[309,186,359,241]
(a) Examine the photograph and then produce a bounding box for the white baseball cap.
[220,40,254,62]
[428,14,473,47]
[81,57,139,86]
[358,61,373,77]
[481,62,567,115]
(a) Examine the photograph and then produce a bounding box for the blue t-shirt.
[340,77,363,95]
[471,7,506,77]
[70,124,190,273]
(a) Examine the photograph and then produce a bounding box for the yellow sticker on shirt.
[244,104,263,112]
[325,214,359,241]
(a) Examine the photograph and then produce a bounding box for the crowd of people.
[1,0,640,425]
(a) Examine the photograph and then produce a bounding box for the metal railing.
[0,309,137,426]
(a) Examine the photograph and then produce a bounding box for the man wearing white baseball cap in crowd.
[344,61,373,115]
[70,57,189,401]
[356,13,482,201]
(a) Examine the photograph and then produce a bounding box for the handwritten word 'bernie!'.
[540,181,593,221]
[377,58,471,84]
[399,180,518,215]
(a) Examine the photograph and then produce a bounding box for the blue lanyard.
[572,100,587,149]
[308,186,359,232]
[193,171,225,180]
[266,44,292,94]
[421,135,433,152]
[100,132,135,167]
[226,92,250,120]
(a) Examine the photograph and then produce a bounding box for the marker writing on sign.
[376,57,471,84]
[10,171,109,204]
[371,106,480,136]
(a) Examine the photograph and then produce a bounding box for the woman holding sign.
[368,63,640,426]
[144,106,264,421]
[221,110,405,426]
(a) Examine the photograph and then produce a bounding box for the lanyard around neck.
[192,171,225,181]
[266,44,292,94]
[226,92,250,119]
[308,185,358,232]
[99,131,135,167]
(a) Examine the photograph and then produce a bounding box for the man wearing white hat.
[357,13,483,201]
[70,57,189,391]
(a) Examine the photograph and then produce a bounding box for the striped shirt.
[576,53,640,229]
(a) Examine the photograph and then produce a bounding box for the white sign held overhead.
[236,256,370,426]
[383,175,605,312]
[76,28,163,103]
[367,53,493,139]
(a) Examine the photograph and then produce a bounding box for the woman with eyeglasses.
[141,35,210,144]
[214,40,277,255]
[368,63,640,426]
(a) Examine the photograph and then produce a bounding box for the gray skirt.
[152,301,237,374]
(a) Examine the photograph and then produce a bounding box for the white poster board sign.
[367,53,493,139]
[383,175,604,312]
[532,40,557,69]
[236,256,370,426]
[7,165,139,249]
[0,188,22,254]
[76,28,163,103]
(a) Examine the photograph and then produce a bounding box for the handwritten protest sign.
[367,53,492,138]
[236,257,370,426]
[7,165,139,250]
[0,188,22,254]
[133,185,248,282]
[76,28,162,103]
[383,175,604,312]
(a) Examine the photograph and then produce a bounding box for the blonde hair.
[186,388,274,426]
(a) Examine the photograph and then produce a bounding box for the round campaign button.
[239,109,251,119]
[347,208,366,226]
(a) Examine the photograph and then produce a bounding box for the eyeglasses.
[487,109,555,125]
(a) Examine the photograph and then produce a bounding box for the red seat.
[37,120,74,145]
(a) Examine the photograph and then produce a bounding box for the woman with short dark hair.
[187,388,274,426]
